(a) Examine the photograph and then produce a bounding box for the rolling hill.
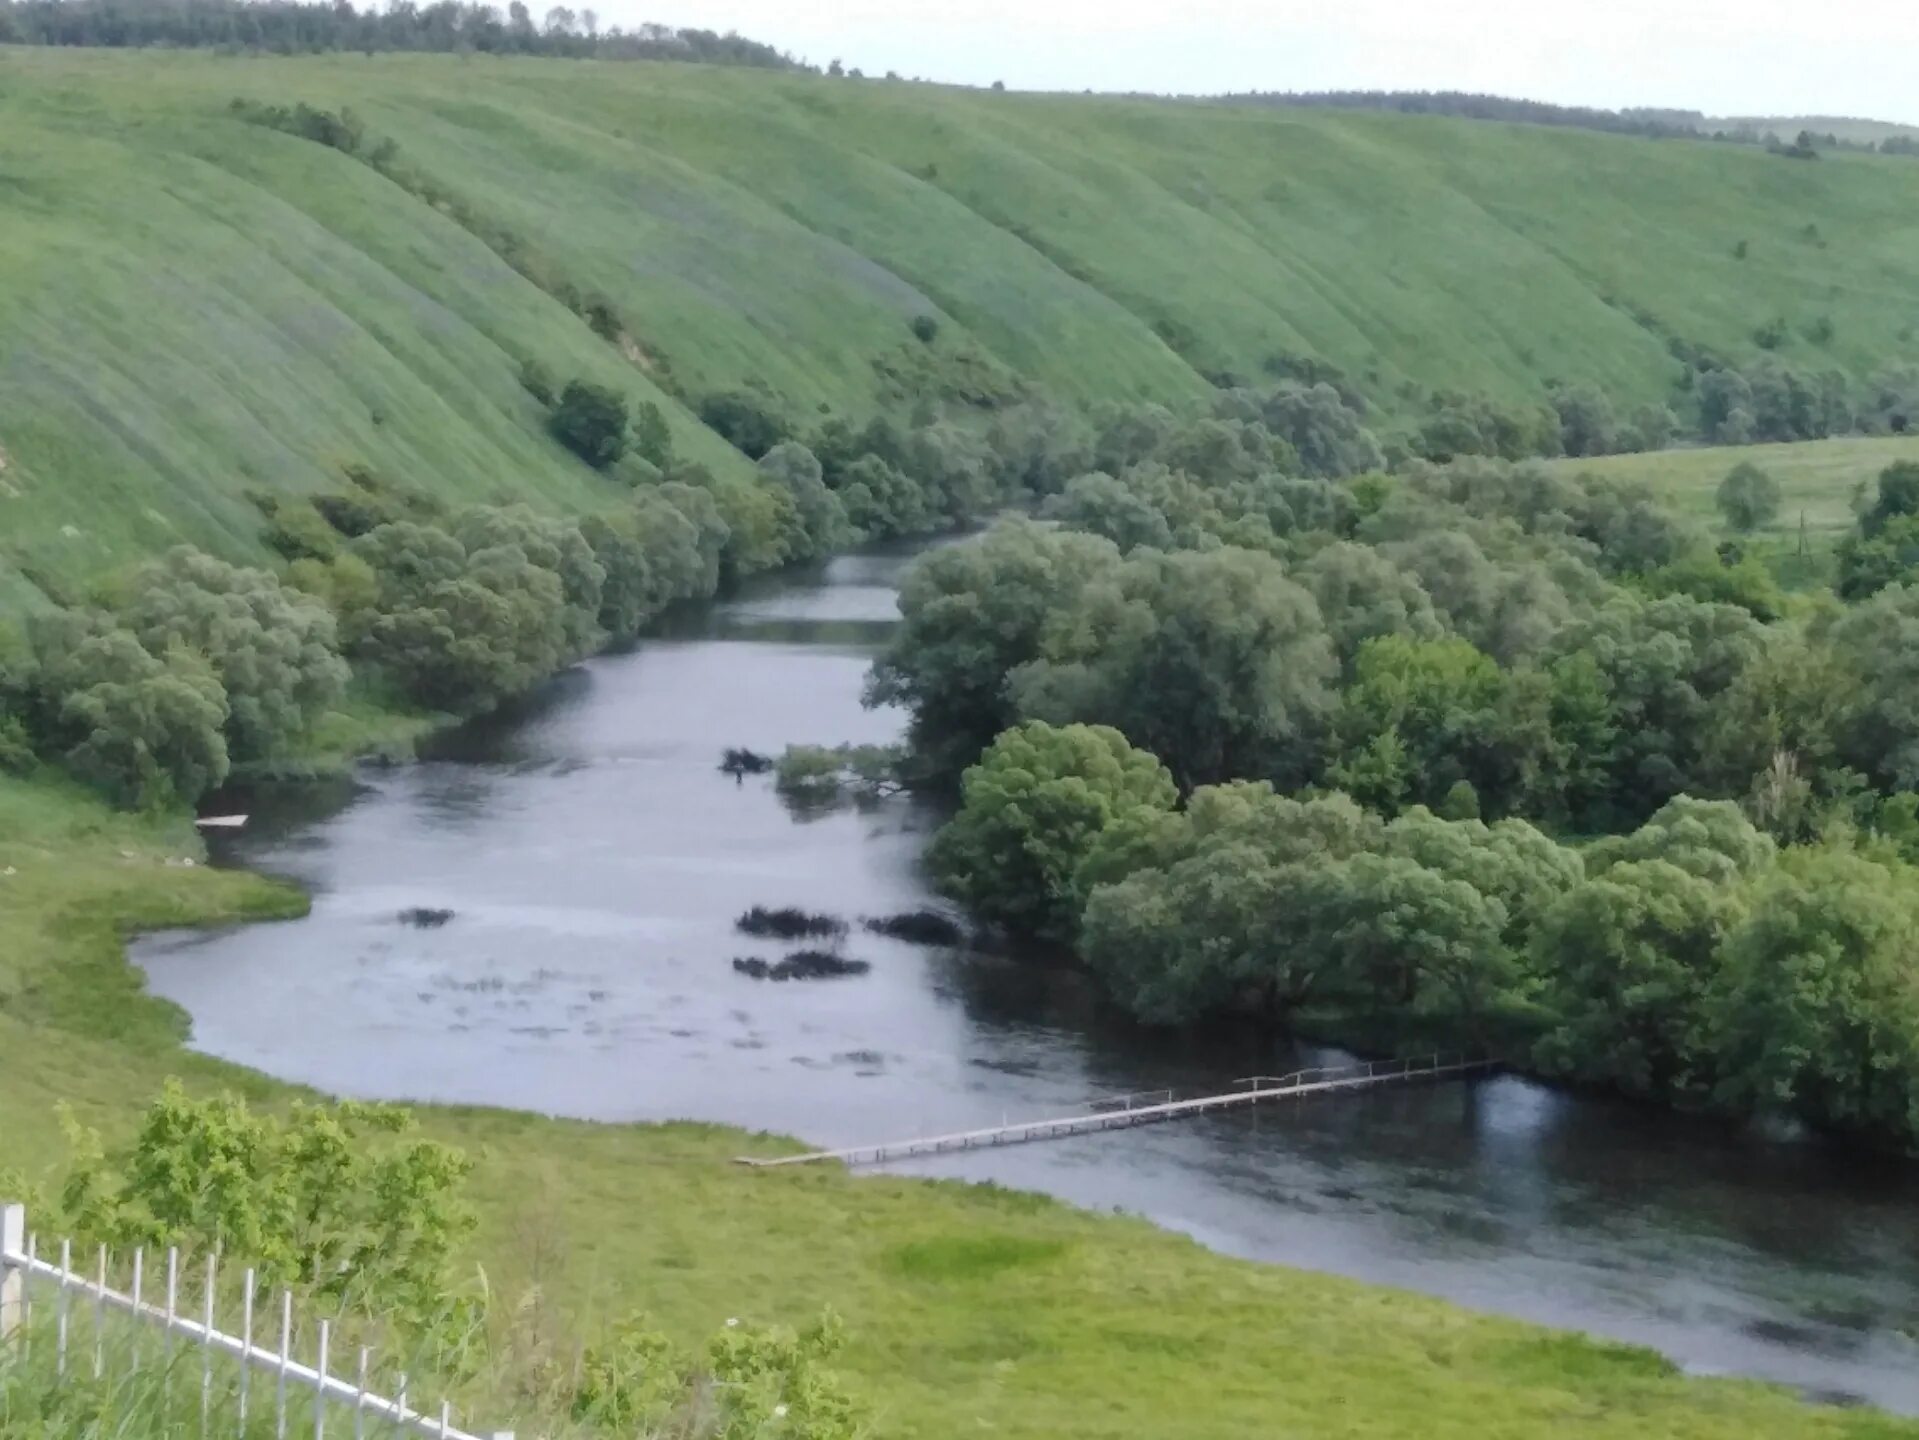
[5,48,1919,606]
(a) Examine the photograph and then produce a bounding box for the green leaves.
[53,1083,473,1334]
[928,721,1176,942]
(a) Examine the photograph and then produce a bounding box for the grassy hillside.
[5,49,1919,604]
[3,771,1913,1440]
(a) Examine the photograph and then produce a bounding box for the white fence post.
[0,1203,24,1342]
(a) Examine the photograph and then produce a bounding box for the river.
[134,542,1919,1413]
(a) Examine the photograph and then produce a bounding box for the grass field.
[1549,434,1919,536]
[2,771,1916,1439]
[10,47,1919,1435]
[5,48,1919,605]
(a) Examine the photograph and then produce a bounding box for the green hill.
[6,48,1919,606]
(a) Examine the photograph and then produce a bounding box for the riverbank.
[2,772,1913,1439]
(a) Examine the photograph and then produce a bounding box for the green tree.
[548,379,630,468]
[579,514,656,635]
[1012,546,1336,788]
[1040,472,1175,553]
[927,721,1177,941]
[1326,635,1509,811]
[116,547,348,763]
[1862,461,1919,536]
[656,480,732,594]
[351,519,571,713]
[1258,382,1384,478]
[833,453,929,540]
[1081,843,1320,1024]
[868,518,1123,779]
[1586,795,1776,884]
[699,389,789,459]
[27,610,231,808]
[1298,542,1442,670]
[1549,382,1621,458]
[1309,852,1514,1025]
[1827,582,1919,788]
[455,504,605,657]
[1531,859,1738,1099]
[1708,846,1919,1145]
[1715,461,1782,532]
[759,441,850,560]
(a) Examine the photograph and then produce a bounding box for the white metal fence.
[0,1203,507,1440]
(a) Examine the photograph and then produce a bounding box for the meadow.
[5,48,1919,605]
[1551,434,1919,536]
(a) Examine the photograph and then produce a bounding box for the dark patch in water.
[862,909,965,946]
[736,906,849,941]
[398,906,455,928]
[733,951,871,981]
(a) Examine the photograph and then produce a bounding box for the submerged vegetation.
[735,907,850,942]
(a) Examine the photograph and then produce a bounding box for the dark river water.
[134,543,1919,1413]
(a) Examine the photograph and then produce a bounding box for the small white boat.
[194,814,250,830]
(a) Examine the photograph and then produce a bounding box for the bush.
[699,389,790,459]
[910,314,940,344]
[519,357,558,406]
[549,380,631,468]
[51,1082,473,1337]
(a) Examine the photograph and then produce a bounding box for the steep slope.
[5,48,1919,604]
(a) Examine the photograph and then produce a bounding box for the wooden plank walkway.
[736,1053,1500,1168]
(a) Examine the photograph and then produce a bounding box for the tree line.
[0,364,1096,809]
[0,0,802,67]
[1220,91,1919,159]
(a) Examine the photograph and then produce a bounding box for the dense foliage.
[884,394,1919,1151]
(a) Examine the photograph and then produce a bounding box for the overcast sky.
[604,0,1919,125]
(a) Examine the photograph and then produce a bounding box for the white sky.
[604,0,1919,125]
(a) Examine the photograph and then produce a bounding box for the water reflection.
[141,545,1919,1414]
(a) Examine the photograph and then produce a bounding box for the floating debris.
[398,906,455,928]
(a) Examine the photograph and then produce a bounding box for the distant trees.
[1010,546,1337,789]
[0,0,806,69]
[1715,461,1782,532]
[1835,463,1919,599]
[758,442,849,561]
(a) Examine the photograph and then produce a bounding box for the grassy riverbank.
[1,773,1913,1438]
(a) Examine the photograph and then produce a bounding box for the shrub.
[699,389,790,459]
[519,357,558,405]
[910,314,940,344]
[549,380,631,468]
